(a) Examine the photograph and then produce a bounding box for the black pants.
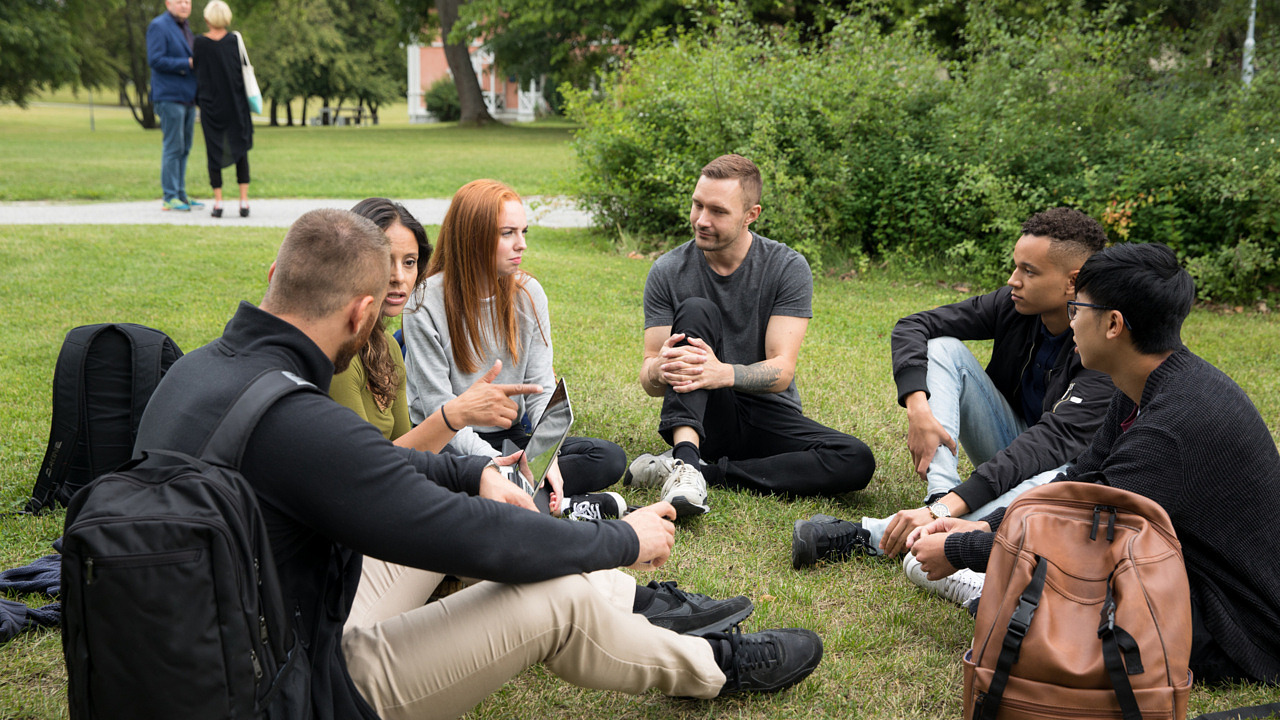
[657,297,875,497]
[208,153,250,189]
[478,427,626,496]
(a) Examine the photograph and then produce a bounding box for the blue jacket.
[147,12,196,103]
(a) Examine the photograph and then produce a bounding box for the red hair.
[427,179,532,374]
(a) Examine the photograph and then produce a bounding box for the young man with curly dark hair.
[792,208,1115,593]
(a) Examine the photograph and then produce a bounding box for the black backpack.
[61,369,317,720]
[27,323,183,513]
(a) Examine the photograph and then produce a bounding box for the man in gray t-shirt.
[628,154,876,517]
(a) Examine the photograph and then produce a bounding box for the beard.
[333,310,381,374]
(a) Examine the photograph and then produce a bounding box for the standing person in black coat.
[193,0,252,218]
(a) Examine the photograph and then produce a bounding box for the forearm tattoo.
[733,363,781,393]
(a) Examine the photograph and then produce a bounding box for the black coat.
[194,33,253,167]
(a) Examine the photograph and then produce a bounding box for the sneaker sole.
[682,604,754,637]
[669,495,709,518]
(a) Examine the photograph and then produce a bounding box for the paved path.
[0,197,593,229]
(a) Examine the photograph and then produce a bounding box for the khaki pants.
[341,558,727,720]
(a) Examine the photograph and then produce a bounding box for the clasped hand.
[656,333,731,393]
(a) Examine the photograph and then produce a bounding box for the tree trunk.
[122,0,157,128]
[435,0,495,126]
[270,98,279,127]
[301,96,308,125]
[286,100,294,127]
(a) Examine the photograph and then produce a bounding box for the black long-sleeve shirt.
[948,348,1280,683]
[891,286,1114,510]
[134,302,640,720]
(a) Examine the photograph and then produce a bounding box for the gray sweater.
[402,273,555,457]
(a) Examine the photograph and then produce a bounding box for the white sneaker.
[661,460,709,518]
[624,450,675,488]
[902,552,984,609]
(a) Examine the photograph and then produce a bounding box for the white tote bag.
[234,31,263,115]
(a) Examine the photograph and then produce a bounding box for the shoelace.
[654,580,709,605]
[939,570,984,604]
[727,624,781,685]
[829,525,871,558]
[667,461,703,491]
[568,499,602,521]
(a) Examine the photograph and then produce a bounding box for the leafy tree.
[238,0,405,125]
[341,0,407,122]
[0,0,80,107]
[452,0,838,106]
[394,0,495,124]
[59,0,169,128]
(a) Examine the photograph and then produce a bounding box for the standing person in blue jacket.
[147,0,203,212]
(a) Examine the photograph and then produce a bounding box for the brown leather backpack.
[963,481,1193,720]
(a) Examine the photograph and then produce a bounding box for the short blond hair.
[204,0,232,29]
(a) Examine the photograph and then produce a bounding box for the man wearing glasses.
[908,243,1280,685]
[792,208,1114,594]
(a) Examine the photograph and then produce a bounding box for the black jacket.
[891,286,1114,510]
[134,302,641,720]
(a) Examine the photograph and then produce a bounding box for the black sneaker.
[563,492,627,521]
[791,514,874,569]
[639,581,754,637]
[713,625,823,695]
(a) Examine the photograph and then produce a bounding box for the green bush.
[566,1,1280,299]
[425,76,461,122]
[1185,239,1278,305]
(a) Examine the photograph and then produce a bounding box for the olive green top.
[329,328,410,441]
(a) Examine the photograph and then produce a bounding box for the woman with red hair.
[402,180,627,514]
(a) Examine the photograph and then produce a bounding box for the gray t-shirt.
[642,232,813,410]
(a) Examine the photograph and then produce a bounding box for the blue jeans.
[155,101,195,202]
[862,337,1067,550]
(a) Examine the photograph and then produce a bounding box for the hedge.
[565,4,1280,302]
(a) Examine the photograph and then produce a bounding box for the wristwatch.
[928,501,951,520]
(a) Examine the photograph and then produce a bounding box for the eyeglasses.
[1067,301,1132,330]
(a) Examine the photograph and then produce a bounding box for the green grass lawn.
[1,224,1278,719]
[0,101,577,202]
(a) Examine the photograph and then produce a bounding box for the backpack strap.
[975,555,1049,720]
[1098,573,1145,720]
[199,369,320,468]
[27,325,112,513]
[115,324,181,440]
